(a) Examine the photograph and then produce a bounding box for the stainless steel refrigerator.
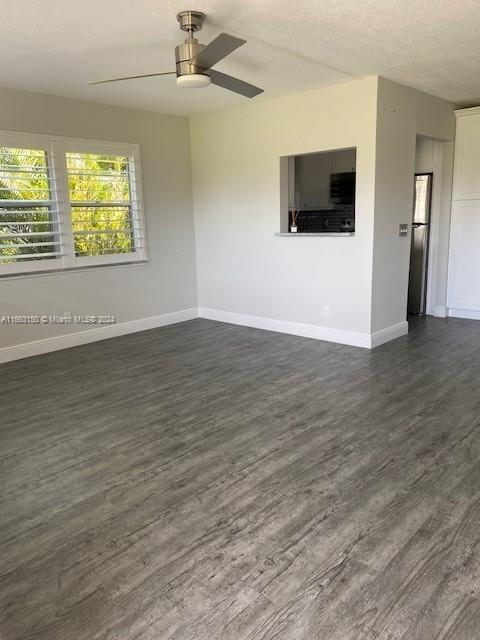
[408,174,433,315]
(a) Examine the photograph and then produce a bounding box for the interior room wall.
[0,87,197,354]
[190,77,379,344]
[415,137,435,173]
[371,78,455,333]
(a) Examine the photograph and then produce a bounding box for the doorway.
[408,173,433,315]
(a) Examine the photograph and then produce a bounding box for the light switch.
[399,223,409,237]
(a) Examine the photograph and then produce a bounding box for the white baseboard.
[448,307,480,320]
[433,305,448,318]
[199,307,406,349]
[0,307,198,364]
[370,321,409,348]
[0,306,412,364]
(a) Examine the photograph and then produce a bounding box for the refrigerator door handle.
[412,222,429,228]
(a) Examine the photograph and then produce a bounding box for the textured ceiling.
[2,0,480,115]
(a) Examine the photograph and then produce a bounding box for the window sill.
[0,260,148,282]
[275,232,355,237]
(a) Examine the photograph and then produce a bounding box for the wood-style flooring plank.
[1,316,480,639]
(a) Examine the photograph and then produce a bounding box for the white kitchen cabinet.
[448,107,480,316]
[453,109,480,200]
[448,200,480,311]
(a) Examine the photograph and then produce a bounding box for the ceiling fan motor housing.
[175,41,208,78]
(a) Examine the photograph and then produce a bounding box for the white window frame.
[0,130,147,276]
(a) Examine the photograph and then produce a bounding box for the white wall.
[190,77,378,341]
[371,78,455,333]
[0,87,197,351]
[415,137,435,173]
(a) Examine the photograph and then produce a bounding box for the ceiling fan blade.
[88,71,176,85]
[210,70,263,98]
[190,33,246,69]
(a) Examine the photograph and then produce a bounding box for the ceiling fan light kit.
[89,9,263,98]
[176,74,211,88]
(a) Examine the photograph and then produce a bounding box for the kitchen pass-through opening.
[279,148,356,234]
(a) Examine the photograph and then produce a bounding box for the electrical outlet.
[322,305,330,319]
[399,223,409,237]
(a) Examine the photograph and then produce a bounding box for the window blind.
[66,151,143,258]
[0,146,62,263]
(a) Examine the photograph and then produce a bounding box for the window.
[0,132,146,275]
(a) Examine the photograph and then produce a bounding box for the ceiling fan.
[89,10,263,98]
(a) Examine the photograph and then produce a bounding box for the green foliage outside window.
[67,152,134,256]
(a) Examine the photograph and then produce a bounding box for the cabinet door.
[453,115,480,200]
[447,200,480,310]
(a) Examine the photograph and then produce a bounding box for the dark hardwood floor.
[1,316,480,639]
